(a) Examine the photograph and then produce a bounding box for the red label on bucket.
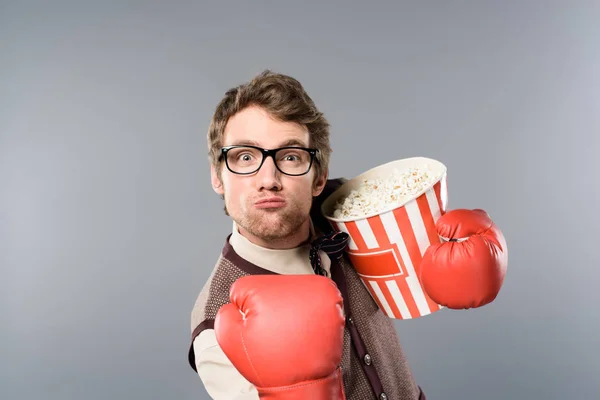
[347,247,405,277]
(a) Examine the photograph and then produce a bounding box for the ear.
[312,168,328,197]
[210,164,225,195]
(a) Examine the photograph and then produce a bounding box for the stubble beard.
[228,199,309,243]
[242,207,307,242]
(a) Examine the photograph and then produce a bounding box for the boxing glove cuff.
[255,366,346,400]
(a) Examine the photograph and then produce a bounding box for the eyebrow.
[229,138,308,148]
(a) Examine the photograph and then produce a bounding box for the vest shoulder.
[189,255,248,331]
[311,178,348,234]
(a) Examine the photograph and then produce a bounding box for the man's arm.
[193,329,259,400]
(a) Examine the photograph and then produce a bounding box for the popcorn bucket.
[321,157,448,320]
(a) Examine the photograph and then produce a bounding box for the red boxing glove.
[214,274,347,400]
[420,209,508,309]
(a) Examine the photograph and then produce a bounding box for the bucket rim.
[320,156,447,223]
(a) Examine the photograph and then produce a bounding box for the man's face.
[210,105,327,248]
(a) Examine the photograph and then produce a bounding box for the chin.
[247,214,303,239]
[260,228,294,241]
[242,223,291,242]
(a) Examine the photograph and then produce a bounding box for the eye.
[279,149,304,162]
[237,152,255,162]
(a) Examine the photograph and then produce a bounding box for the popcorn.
[332,165,439,220]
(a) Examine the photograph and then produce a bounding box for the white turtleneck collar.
[228,219,332,276]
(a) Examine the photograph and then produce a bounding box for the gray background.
[2,1,599,399]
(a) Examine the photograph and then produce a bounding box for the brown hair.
[207,70,332,184]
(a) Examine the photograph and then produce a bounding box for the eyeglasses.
[220,145,319,176]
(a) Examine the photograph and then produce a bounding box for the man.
[187,70,427,400]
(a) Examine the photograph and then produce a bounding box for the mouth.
[255,197,287,209]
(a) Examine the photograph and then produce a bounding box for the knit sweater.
[188,180,426,400]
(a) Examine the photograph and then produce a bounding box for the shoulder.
[187,252,242,372]
[189,254,239,332]
[189,233,281,333]
[311,177,348,234]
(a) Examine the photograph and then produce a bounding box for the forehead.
[223,105,309,148]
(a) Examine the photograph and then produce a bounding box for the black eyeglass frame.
[219,145,319,176]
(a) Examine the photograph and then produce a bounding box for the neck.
[236,219,313,250]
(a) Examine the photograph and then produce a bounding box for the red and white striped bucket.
[321,157,449,320]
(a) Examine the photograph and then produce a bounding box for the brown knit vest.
[188,235,426,400]
[188,179,426,399]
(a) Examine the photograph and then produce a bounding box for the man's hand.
[214,274,347,400]
[420,209,508,309]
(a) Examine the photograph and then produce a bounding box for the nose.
[256,155,282,191]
